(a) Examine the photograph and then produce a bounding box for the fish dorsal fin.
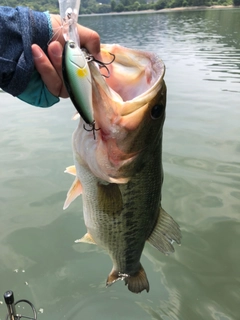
[64,165,77,176]
[97,183,123,215]
[75,233,96,244]
[147,207,181,254]
[63,177,82,210]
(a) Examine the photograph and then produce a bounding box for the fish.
[63,44,181,294]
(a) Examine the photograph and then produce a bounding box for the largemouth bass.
[63,44,181,293]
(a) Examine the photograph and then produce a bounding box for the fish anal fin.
[64,165,77,176]
[147,207,182,254]
[75,233,96,245]
[97,183,123,216]
[106,264,149,294]
[63,177,82,210]
[106,269,120,287]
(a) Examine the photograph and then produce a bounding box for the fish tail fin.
[106,264,149,294]
[124,264,149,294]
[147,207,182,254]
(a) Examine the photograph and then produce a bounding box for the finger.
[47,41,68,98]
[50,15,100,58]
[76,25,101,58]
[32,44,65,98]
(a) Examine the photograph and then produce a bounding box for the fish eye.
[151,104,163,119]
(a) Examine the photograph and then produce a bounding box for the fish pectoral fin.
[97,183,123,215]
[63,177,82,210]
[64,165,77,176]
[106,264,149,294]
[75,233,96,245]
[72,112,80,120]
[147,207,182,254]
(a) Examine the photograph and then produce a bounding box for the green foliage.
[155,0,167,9]
[167,0,183,8]
[2,0,236,14]
[4,0,59,13]
[111,0,117,10]
[120,0,131,6]
[97,4,111,13]
[115,2,125,11]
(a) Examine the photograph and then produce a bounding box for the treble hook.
[83,121,100,140]
[85,52,115,78]
[81,51,115,139]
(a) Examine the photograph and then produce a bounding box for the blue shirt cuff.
[17,69,60,107]
[44,11,53,41]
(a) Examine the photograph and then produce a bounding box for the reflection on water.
[0,8,240,320]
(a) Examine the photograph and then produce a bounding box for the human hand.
[32,14,100,98]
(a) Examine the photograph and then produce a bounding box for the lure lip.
[62,40,94,125]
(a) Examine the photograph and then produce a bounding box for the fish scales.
[64,44,181,293]
[77,139,161,257]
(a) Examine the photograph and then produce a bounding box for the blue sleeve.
[17,69,60,107]
[0,6,59,107]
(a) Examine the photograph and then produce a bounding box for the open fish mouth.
[81,44,167,169]
[68,44,168,184]
[88,44,166,121]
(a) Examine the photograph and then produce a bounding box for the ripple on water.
[195,195,223,208]
[154,220,240,320]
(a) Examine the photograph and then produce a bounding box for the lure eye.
[69,41,76,49]
[151,104,163,119]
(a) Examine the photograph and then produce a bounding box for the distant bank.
[80,5,236,17]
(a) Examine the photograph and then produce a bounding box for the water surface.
[0,8,240,320]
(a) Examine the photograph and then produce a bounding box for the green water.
[0,8,240,320]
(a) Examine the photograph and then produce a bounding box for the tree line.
[82,0,239,14]
[2,0,239,14]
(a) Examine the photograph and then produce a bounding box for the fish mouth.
[89,44,165,122]
[79,44,166,182]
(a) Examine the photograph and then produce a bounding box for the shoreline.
[80,5,236,17]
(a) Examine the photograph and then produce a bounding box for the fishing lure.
[62,40,94,125]
[59,0,95,127]
[59,0,115,138]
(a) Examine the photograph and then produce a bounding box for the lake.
[0,7,240,320]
